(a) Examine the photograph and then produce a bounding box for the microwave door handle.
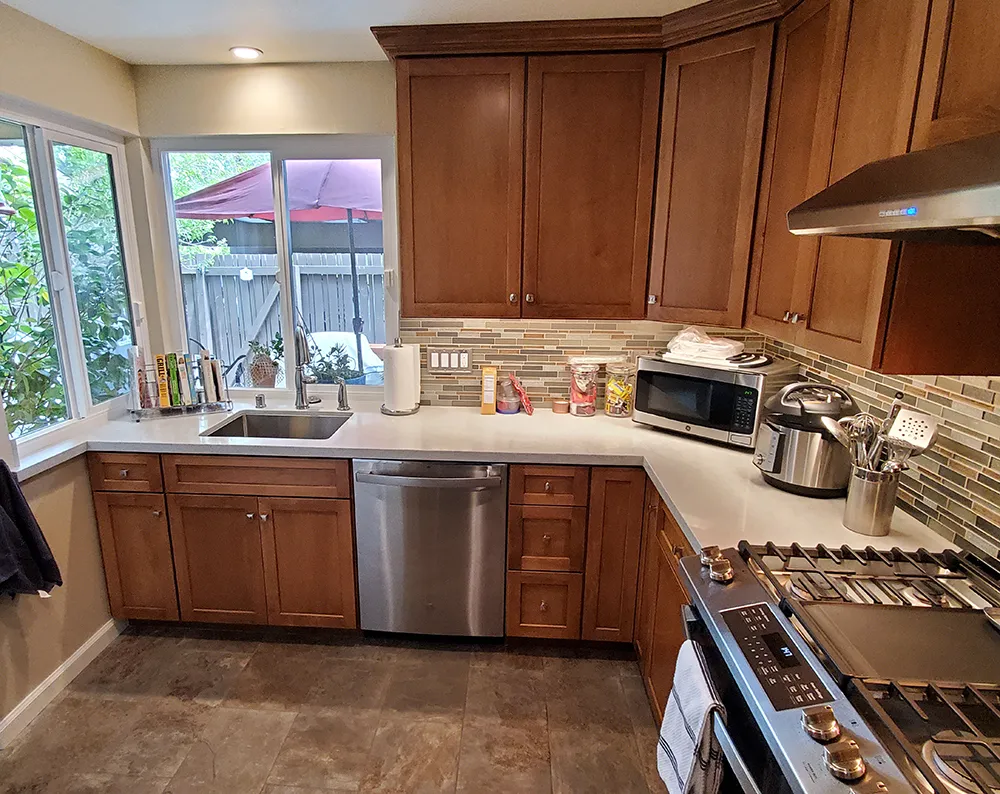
[681,605,763,794]
[713,712,765,794]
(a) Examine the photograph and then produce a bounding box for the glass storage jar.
[604,362,635,417]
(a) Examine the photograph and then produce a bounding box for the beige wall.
[133,61,396,137]
[0,457,111,718]
[0,3,138,133]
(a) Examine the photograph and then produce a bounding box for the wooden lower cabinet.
[167,494,269,624]
[506,571,583,639]
[93,492,178,621]
[635,486,693,723]
[259,497,357,628]
[582,468,646,642]
[507,504,587,572]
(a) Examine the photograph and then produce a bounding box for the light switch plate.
[427,347,473,373]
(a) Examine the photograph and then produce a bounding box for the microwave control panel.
[722,603,833,711]
[731,387,759,435]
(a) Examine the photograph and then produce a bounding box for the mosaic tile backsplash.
[401,318,1000,557]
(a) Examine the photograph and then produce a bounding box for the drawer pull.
[539,600,548,612]
[260,513,269,521]
[673,545,685,559]
[246,512,256,520]
[151,510,161,517]
[544,481,552,492]
[119,469,129,478]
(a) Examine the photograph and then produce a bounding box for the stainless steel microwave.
[632,356,797,448]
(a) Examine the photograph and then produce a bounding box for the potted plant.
[247,332,283,388]
[308,342,363,384]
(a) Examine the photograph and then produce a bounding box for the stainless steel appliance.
[633,356,797,449]
[353,460,507,637]
[752,382,857,497]
[787,131,1000,244]
[680,541,1000,793]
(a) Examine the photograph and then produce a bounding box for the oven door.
[683,605,795,794]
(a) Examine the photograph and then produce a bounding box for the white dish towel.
[657,639,727,794]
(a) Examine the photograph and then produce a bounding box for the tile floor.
[0,627,666,793]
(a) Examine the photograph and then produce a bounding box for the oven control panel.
[722,603,833,711]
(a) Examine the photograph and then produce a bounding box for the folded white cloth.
[657,639,727,794]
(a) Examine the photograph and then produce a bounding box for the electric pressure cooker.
[752,382,857,497]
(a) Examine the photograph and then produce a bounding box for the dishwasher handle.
[355,472,504,490]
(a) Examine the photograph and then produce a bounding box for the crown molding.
[372,0,799,59]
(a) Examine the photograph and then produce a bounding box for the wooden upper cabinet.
[582,467,646,642]
[795,0,930,365]
[746,0,850,339]
[397,57,525,317]
[913,0,1000,149]
[648,25,773,326]
[522,53,661,319]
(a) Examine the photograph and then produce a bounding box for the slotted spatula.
[884,408,938,465]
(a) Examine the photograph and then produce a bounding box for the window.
[0,120,68,437]
[161,140,395,391]
[0,113,140,442]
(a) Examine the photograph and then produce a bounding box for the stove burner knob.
[824,739,866,782]
[700,545,723,566]
[801,705,841,742]
[709,558,734,583]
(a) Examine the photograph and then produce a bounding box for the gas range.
[679,542,1000,794]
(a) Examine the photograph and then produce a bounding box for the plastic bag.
[666,326,744,360]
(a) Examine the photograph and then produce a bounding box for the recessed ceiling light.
[230,46,263,60]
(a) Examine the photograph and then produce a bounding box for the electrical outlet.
[427,347,473,373]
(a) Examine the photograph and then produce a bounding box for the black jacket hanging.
[0,460,62,597]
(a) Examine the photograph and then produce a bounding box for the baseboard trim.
[0,618,125,749]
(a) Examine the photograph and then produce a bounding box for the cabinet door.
[507,505,587,572]
[397,57,525,317]
[746,0,850,339]
[168,494,268,624]
[582,468,646,642]
[93,492,178,621]
[506,571,583,640]
[634,481,661,665]
[648,25,772,326]
[795,0,930,366]
[523,53,660,319]
[644,529,690,724]
[259,497,357,628]
[913,0,1000,149]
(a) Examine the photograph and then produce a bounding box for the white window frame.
[1,103,148,457]
[151,134,400,399]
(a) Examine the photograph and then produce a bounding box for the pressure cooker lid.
[764,382,858,428]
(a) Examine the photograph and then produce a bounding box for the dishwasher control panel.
[722,603,833,711]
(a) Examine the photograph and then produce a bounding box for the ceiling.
[6,0,709,64]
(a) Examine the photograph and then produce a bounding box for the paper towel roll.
[383,344,420,413]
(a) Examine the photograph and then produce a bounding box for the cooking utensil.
[840,413,880,467]
[880,391,906,434]
[821,415,852,450]
[884,408,938,460]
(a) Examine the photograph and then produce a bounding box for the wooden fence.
[180,252,385,370]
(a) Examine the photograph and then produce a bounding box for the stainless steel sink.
[202,411,351,440]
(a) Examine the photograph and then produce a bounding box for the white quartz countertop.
[16,395,951,554]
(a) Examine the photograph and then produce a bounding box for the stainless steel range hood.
[787,132,1000,244]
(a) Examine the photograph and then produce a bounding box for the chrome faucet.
[293,324,320,409]
[336,377,351,411]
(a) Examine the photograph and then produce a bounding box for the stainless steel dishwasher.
[353,460,507,637]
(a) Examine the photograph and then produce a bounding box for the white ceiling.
[5,0,708,65]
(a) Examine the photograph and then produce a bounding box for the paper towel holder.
[380,337,421,417]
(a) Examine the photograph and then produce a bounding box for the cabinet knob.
[782,311,792,322]
[539,601,548,612]
[260,513,269,521]
[542,534,552,543]
[509,292,518,304]
[790,312,805,324]
[246,512,256,520]
[673,545,685,559]
[647,294,657,305]
[525,293,535,304]
[544,481,552,492]
[152,510,161,517]
[119,469,129,478]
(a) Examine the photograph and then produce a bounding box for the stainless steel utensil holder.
[843,465,899,537]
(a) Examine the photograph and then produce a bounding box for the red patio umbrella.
[173,159,382,221]
[175,158,383,377]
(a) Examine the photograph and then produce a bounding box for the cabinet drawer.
[507,505,586,572]
[659,500,695,561]
[162,455,350,498]
[88,453,162,492]
[510,465,589,506]
[505,571,582,640]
